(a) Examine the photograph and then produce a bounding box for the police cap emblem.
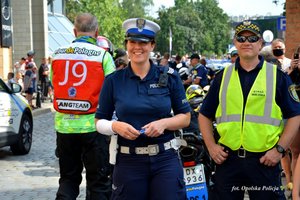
[136,18,146,32]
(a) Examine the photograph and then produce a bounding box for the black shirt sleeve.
[276,69,300,119]
[199,70,224,119]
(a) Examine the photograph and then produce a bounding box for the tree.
[197,0,230,56]
[66,0,154,49]
[65,0,231,57]
[155,0,230,57]
[121,0,153,18]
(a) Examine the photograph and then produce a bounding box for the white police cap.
[122,18,160,42]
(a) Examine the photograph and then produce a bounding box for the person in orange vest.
[52,13,115,200]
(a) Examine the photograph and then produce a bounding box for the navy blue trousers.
[210,152,286,200]
[111,149,186,200]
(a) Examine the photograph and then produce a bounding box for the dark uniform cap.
[235,20,261,37]
[122,18,160,42]
[190,53,200,60]
[27,50,35,56]
[231,50,238,57]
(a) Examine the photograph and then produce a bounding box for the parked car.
[206,59,231,72]
[0,77,33,155]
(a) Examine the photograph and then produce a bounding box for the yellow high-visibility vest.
[215,62,284,152]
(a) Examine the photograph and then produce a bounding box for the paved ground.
[0,101,292,199]
[0,102,86,200]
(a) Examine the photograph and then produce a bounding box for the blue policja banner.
[186,182,208,200]
[0,0,12,47]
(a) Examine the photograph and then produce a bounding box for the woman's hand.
[142,119,167,137]
[291,58,299,70]
[112,121,140,140]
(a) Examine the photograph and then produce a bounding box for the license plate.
[183,164,206,186]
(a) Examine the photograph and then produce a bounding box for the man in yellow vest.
[199,20,300,199]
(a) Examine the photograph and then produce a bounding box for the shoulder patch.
[215,68,225,75]
[288,84,300,103]
[279,67,286,73]
[276,66,288,75]
[167,67,174,74]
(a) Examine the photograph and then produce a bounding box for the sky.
[151,0,284,17]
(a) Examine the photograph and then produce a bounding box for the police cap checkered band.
[122,18,160,42]
[235,20,261,37]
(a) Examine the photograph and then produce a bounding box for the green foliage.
[156,0,230,57]
[65,0,126,48]
[121,0,153,18]
[65,0,231,56]
[66,0,153,49]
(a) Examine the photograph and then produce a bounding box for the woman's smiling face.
[126,40,155,64]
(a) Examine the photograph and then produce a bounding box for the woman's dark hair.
[114,48,127,60]
[115,58,127,69]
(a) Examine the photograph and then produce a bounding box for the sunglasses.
[236,35,260,43]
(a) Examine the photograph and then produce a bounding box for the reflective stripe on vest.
[215,62,284,152]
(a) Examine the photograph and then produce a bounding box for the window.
[48,0,64,15]
[48,13,75,55]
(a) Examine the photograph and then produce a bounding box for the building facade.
[286,0,300,58]
[0,0,73,80]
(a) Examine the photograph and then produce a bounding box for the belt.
[222,145,266,158]
[120,138,187,156]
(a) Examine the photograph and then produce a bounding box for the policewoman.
[199,20,300,199]
[95,18,191,200]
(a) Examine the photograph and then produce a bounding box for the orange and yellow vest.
[52,42,106,115]
[52,39,115,134]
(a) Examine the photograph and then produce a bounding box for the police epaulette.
[278,66,286,74]
[158,66,175,74]
[215,68,225,75]
[167,67,175,74]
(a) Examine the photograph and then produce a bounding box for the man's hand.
[208,144,229,165]
[259,148,282,166]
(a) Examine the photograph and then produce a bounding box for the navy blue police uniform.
[95,18,190,200]
[95,61,190,200]
[193,63,209,88]
[200,56,300,199]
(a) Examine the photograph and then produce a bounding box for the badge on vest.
[56,99,92,112]
[288,84,300,103]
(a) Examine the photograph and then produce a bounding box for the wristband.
[96,119,116,136]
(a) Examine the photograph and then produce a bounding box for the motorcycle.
[180,85,215,200]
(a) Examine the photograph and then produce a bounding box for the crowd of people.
[5,12,300,200]
[6,51,54,109]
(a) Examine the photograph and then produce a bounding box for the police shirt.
[95,61,191,147]
[200,56,300,119]
[191,64,209,88]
